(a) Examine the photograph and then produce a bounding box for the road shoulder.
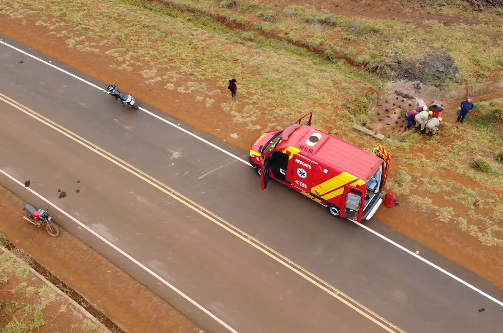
[0,184,202,333]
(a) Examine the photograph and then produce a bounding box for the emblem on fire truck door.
[297,168,307,179]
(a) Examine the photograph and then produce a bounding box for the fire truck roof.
[279,125,382,180]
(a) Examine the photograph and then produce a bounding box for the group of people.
[404,100,444,135]
[226,78,477,134]
[403,96,475,136]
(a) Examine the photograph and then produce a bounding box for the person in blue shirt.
[456,96,474,123]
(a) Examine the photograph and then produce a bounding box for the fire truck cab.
[249,113,391,222]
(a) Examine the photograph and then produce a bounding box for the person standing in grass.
[228,79,237,100]
[404,105,427,131]
[456,96,474,123]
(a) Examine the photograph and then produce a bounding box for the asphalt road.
[1,36,503,333]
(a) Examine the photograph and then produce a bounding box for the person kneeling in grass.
[415,109,430,132]
[405,105,427,131]
[424,117,442,136]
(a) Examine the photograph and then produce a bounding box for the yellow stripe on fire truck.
[300,191,325,204]
[250,149,261,157]
[320,179,366,200]
[253,133,267,146]
[311,172,365,200]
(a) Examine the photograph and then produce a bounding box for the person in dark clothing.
[429,102,444,119]
[228,79,237,99]
[404,105,427,130]
[456,96,474,123]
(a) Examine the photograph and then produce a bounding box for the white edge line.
[1,39,503,309]
[0,167,239,333]
[0,40,251,167]
[354,222,503,307]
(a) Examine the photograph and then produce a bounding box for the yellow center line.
[0,92,406,333]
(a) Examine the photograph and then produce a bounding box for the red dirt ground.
[1,1,503,331]
[0,248,104,333]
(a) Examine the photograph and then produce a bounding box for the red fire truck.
[249,113,391,222]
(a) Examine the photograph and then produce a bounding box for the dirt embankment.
[0,185,202,333]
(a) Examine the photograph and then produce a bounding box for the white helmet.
[422,105,428,111]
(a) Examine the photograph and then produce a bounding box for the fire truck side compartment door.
[339,186,365,222]
[295,112,313,126]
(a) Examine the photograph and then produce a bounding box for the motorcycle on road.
[105,83,139,109]
[22,203,60,237]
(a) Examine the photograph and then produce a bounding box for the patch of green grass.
[82,319,98,331]
[496,151,503,164]
[450,187,482,208]
[205,98,215,108]
[471,157,492,173]
[436,207,454,223]
[456,217,469,232]
[218,0,237,9]
[405,153,436,172]
[408,195,434,212]
[257,9,278,23]
[468,225,503,247]
[164,83,175,91]
[382,131,422,150]
[423,178,455,193]
[0,233,8,247]
[387,167,411,195]
[467,101,503,127]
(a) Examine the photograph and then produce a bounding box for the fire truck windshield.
[262,132,282,154]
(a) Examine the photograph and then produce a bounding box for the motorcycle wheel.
[45,223,60,237]
[132,104,139,110]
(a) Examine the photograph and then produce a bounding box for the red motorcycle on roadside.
[22,203,60,237]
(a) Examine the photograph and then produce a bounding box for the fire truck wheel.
[255,167,261,176]
[328,205,340,217]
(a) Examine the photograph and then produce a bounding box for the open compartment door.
[339,186,365,222]
[373,145,391,188]
[295,112,313,126]
[259,153,271,191]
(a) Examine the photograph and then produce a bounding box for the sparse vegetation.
[471,157,492,173]
[436,207,454,223]
[52,0,503,86]
[387,167,412,195]
[451,187,483,208]
[496,151,503,163]
[0,248,105,333]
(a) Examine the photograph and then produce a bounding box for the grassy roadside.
[383,98,503,248]
[0,242,106,333]
[124,0,503,86]
[1,0,503,284]
[1,0,381,132]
